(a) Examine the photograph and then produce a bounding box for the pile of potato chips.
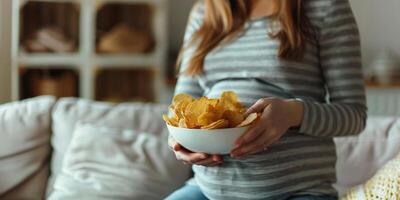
[163,91,259,129]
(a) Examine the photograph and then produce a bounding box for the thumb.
[245,98,270,116]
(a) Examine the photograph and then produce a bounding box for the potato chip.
[171,94,193,118]
[184,97,210,126]
[198,105,220,126]
[163,91,260,129]
[163,114,178,127]
[220,91,246,114]
[178,118,188,128]
[182,114,197,129]
[236,113,259,127]
[201,119,229,130]
[172,93,193,107]
[206,98,219,107]
[223,110,244,127]
[173,100,190,118]
[168,107,178,118]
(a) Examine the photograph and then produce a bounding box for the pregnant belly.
[192,133,337,199]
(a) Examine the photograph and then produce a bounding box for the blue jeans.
[164,184,338,200]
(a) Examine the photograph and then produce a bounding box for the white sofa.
[0,96,399,199]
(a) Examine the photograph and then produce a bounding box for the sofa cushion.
[334,116,400,196]
[49,123,190,200]
[0,96,56,199]
[48,98,190,195]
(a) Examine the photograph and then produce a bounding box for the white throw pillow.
[48,98,174,194]
[0,96,56,199]
[49,123,190,200]
[334,116,400,196]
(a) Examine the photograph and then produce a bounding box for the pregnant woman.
[167,0,367,199]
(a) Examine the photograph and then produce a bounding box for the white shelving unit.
[11,0,169,102]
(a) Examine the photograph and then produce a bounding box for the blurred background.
[0,0,399,116]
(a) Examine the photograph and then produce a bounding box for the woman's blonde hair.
[178,0,316,76]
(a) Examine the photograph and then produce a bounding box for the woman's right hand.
[168,137,223,166]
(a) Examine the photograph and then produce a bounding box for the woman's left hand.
[230,98,304,158]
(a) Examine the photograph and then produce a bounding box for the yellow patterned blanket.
[342,153,400,200]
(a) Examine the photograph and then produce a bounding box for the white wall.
[167,0,196,52]
[349,0,400,69]
[0,0,12,103]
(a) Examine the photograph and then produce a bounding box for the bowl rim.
[165,123,249,131]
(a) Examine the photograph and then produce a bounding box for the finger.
[168,137,182,151]
[211,155,223,162]
[193,157,220,166]
[238,129,282,158]
[244,99,267,116]
[234,124,263,147]
[245,146,267,156]
[198,155,223,166]
[236,106,272,146]
[231,134,266,157]
[235,106,273,146]
[173,143,182,151]
[232,125,279,157]
[262,130,282,149]
[244,98,272,116]
[193,155,223,166]
[176,151,209,163]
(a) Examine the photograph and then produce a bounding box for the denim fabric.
[165,184,338,200]
[164,184,208,200]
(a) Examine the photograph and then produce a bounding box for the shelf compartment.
[94,67,155,102]
[96,3,155,54]
[19,67,80,99]
[20,1,80,53]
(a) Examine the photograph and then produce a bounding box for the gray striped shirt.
[173,0,367,199]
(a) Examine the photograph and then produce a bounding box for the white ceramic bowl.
[166,124,249,155]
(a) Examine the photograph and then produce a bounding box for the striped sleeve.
[173,2,204,98]
[298,0,367,137]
